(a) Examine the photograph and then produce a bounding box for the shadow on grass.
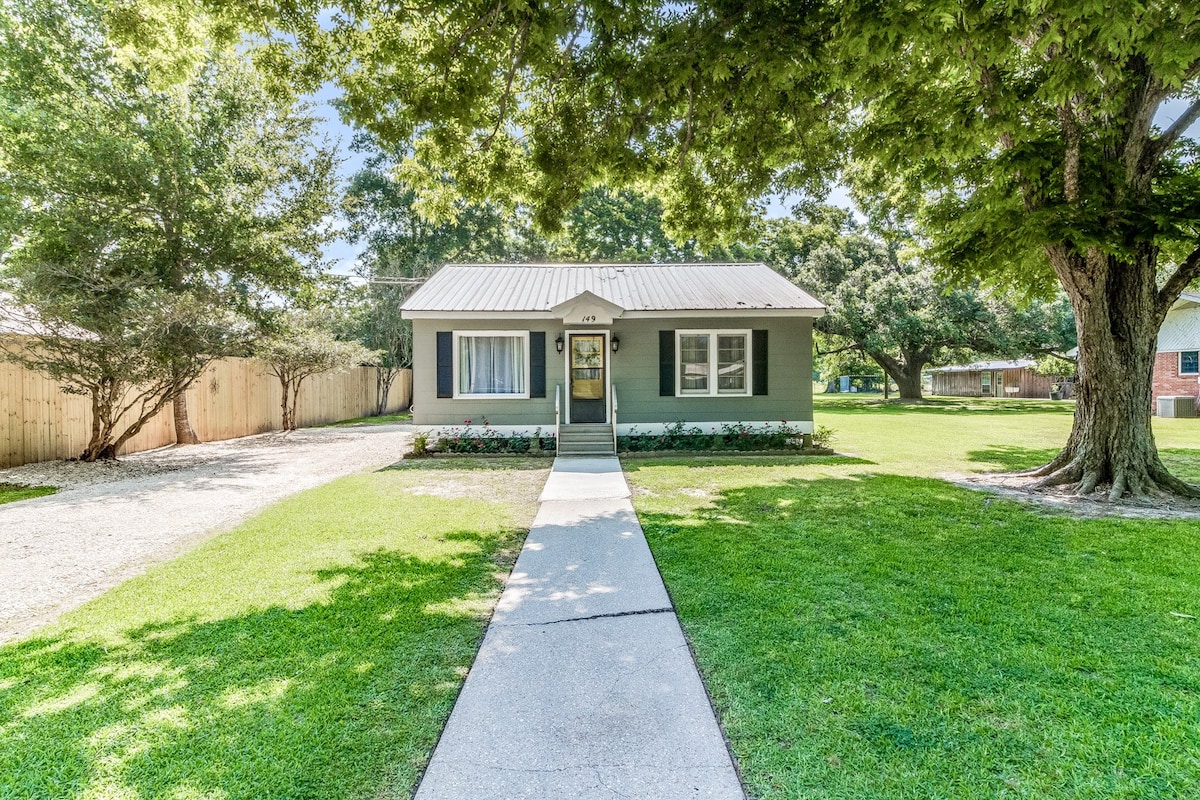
[967,445,1061,473]
[639,473,1200,799]
[622,455,874,472]
[1162,449,1200,484]
[0,531,515,800]
[815,396,1076,415]
[968,445,1200,484]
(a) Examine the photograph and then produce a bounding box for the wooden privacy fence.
[0,355,412,468]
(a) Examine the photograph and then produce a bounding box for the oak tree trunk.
[172,390,201,445]
[1031,246,1198,499]
[870,350,926,400]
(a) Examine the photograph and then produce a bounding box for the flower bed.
[417,419,555,456]
[618,421,833,453]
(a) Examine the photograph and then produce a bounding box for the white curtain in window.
[459,335,525,394]
[679,334,709,393]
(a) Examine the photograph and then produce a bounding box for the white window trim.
[1181,350,1200,376]
[452,330,531,399]
[675,329,752,397]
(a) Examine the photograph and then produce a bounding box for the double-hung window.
[1181,351,1199,376]
[454,331,529,398]
[676,330,751,396]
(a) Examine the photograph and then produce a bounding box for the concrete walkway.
[415,456,745,799]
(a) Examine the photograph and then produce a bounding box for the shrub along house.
[400,263,825,454]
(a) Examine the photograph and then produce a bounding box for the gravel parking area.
[0,424,412,643]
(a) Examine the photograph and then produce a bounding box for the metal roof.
[400,263,824,315]
[930,359,1037,373]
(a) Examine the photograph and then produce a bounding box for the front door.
[569,333,606,423]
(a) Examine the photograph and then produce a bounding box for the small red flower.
[464,419,472,425]
[781,419,787,424]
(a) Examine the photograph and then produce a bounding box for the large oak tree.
[251,0,1197,497]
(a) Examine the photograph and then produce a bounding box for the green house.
[400,262,825,454]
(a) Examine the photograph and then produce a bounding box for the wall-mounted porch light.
[555,333,565,353]
[610,334,620,353]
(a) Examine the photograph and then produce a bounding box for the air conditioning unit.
[1157,396,1198,418]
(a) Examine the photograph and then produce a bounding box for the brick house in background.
[1152,291,1200,413]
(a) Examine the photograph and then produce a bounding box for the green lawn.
[0,462,546,800]
[628,397,1200,799]
[0,483,56,505]
[325,411,413,426]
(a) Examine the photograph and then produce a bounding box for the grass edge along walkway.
[0,461,545,800]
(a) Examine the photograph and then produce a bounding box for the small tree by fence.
[256,313,380,431]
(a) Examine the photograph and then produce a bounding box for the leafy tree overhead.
[263,0,1200,499]
[553,188,753,263]
[0,0,337,454]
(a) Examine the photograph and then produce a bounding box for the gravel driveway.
[0,424,412,643]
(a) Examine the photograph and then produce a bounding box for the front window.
[981,371,992,394]
[679,334,710,394]
[1182,351,1199,375]
[455,332,528,397]
[677,330,750,397]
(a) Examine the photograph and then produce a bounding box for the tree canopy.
[764,207,1076,399]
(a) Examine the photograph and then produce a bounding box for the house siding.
[411,316,813,427]
[412,318,560,426]
[1152,300,1200,411]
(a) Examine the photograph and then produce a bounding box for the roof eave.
[402,307,825,320]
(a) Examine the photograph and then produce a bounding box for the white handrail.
[611,384,618,454]
[554,384,561,454]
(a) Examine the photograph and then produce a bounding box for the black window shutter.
[752,330,768,395]
[659,330,675,396]
[529,331,546,398]
[436,331,453,398]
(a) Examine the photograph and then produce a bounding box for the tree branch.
[1148,97,1200,167]
[1157,243,1200,317]
[814,341,862,357]
[1058,103,1081,202]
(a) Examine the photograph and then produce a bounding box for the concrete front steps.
[557,423,615,456]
